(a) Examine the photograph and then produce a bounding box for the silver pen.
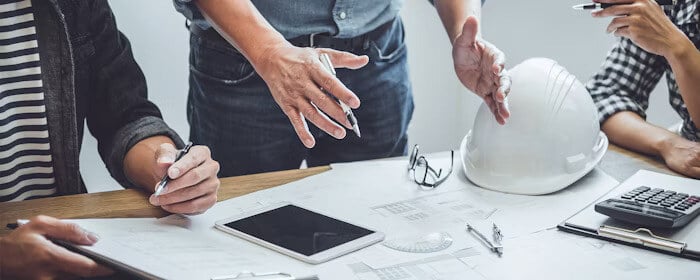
[154,142,193,196]
[318,53,361,138]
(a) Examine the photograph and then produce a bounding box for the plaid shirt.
[586,0,700,141]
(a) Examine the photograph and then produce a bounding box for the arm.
[594,0,700,130]
[666,40,700,130]
[88,1,219,214]
[193,0,368,148]
[602,112,700,178]
[586,32,700,178]
[433,0,511,124]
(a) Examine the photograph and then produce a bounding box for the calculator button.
[647,200,660,205]
[662,191,676,196]
[635,186,650,191]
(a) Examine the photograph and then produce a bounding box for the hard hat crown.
[461,58,608,195]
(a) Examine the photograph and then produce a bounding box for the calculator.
[594,186,700,228]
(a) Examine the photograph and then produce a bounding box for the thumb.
[155,143,178,168]
[28,216,99,245]
[320,48,369,70]
[454,16,479,48]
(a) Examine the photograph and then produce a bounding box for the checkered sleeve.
[585,37,667,124]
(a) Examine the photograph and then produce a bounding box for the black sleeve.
[86,0,184,188]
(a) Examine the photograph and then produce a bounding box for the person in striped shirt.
[0,1,220,278]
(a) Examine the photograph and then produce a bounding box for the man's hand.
[660,137,700,178]
[452,16,511,124]
[0,216,112,279]
[254,44,369,148]
[592,0,689,57]
[149,143,220,214]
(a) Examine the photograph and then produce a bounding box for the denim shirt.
[34,0,183,195]
[174,0,485,39]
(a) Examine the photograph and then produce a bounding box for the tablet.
[214,203,384,264]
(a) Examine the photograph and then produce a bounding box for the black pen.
[153,142,193,196]
[573,0,675,10]
[6,219,28,230]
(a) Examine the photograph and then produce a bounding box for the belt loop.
[309,33,319,48]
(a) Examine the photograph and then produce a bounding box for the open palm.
[453,16,510,124]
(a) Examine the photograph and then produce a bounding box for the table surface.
[0,144,677,236]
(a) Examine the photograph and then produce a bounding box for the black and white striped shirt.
[0,0,56,202]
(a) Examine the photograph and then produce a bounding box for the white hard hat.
[460,58,608,195]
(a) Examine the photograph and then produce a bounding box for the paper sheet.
[459,229,700,280]
[70,218,269,280]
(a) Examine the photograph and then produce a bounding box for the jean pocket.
[190,35,258,85]
[369,18,407,63]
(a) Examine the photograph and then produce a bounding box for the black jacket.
[34,0,182,195]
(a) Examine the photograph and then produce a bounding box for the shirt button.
[338,11,347,20]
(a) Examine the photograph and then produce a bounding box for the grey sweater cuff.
[107,116,185,189]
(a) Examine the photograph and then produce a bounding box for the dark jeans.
[187,17,414,177]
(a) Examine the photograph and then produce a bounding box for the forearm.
[602,111,680,156]
[195,0,290,68]
[433,0,481,43]
[123,135,175,192]
[665,38,700,130]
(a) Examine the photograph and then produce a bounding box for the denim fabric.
[174,0,486,38]
[174,0,404,39]
[187,17,414,177]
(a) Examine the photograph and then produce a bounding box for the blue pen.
[154,142,193,196]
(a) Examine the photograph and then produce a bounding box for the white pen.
[318,53,361,138]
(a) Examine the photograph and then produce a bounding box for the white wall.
[82,0,680,192]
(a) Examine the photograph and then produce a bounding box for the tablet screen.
[224,205,375,256]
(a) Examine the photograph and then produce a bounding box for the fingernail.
[335,129,345,138]
[304,138,315,148]
[348,98,360,108]
[169,167,181,178]
[157,155,174,164]
[149,194,159,206]
[86,231,100,243]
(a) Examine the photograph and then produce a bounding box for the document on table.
[459,228,700,280]
[68,218,269,280]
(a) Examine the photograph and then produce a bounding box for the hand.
[0,215,112,279]
[592,0,688,57]
[254,44,369,148]
[452,16,511,124]
[149,143,220,214]
[660,136,700,178]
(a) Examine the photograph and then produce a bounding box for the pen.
[573,0,675,10]
[154,142,194,196]
[6,219,29,230]
[318,53,361,138]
